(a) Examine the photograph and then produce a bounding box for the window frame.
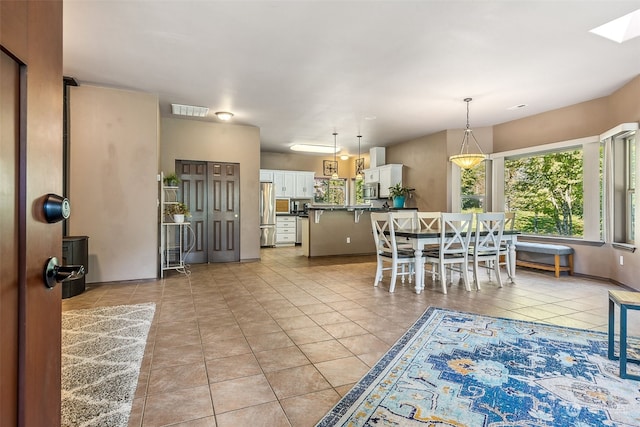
[602,123,638,246]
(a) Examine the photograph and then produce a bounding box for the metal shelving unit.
[159,172,192,277]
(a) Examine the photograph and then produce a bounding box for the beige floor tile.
[265,364,332,400]
[315,356,370,387]
[322,321,369,339]
[205,353,262,383]
[147,362,209,394]
[281,389,341,427]
[142,385,213,427]
[285,325,334,345]
[209,374,277,414]
[202,336,252,360]
[151,343,204,369]
[215,401,291,427]
[245,331,295,352]
[339,333,391,357]
[254,346,311,372]
[298,340,353,363]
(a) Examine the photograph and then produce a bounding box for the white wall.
[68,85,159,282]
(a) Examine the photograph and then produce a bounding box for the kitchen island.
[300,206,380,257]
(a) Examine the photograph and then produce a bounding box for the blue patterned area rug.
[316,307,640,427]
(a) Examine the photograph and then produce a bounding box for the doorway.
[177,160,240,263]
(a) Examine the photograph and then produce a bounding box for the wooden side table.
[608,290,640,380]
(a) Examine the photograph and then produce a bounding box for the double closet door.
[177,160,240,263]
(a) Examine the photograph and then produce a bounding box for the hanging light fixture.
[331,132,339,179]
[355,135,363,181]
[449,98,486,169]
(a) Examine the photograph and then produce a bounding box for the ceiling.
[63,1,640,155]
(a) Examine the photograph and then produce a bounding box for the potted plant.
[165,202,190,223]
[388,183,413,208]
[163,173,180,187]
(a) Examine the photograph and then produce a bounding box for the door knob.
[43,257,85,289]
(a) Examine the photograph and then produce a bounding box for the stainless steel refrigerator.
[259,182,276,246]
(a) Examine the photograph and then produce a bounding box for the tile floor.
[62,246,638,427]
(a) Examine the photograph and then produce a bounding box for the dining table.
[392,228,520,294]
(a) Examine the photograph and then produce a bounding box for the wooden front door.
[1,2,64,426]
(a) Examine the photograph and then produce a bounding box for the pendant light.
[331,132,339,179]
[449,98,486,169]
[355,135,363,181]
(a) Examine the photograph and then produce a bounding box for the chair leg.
[390,260,398,292]
[473,258,481,291]
[494,258,503,288]
[439,261,447,294]
[374,259,383,287]
[461,259,472,292]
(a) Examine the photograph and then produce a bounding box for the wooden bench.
[515,242,574,278]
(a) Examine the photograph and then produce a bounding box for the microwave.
[363,182,379,199]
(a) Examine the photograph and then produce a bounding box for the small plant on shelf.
[165,202,190,222]
[163,173,180,187]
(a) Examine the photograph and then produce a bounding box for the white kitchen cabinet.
[276,215,296,245]
[295,172,315,198]
[378,164,403,198]
[260,169,274,182]
[363,168,380,183]
[273,171,296,197]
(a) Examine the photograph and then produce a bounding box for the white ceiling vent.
[171,104,209,117]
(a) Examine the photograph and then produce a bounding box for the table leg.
[621,305,628,378]
[608,297,615,360]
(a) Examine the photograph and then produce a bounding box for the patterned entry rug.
[316,307,640,427]
[61,303,155,427]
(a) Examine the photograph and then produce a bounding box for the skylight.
[590,8,640,43]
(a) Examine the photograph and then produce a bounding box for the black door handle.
[43,257,85,289]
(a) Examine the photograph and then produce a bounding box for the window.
[461,162,485,214]
[504,149,584,237]
[605,130,636,244]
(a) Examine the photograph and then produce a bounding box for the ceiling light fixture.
[215,111,234,121]
[355,135,363,181]
[171,103,209,117]
[340,155,349,160]
[331,132,339,179]
[449,98,486,169]
[290,144,338,154]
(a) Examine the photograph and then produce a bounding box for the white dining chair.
[416,212,441,281]
[390,211,416,250]
[371,212,415,292]
[499,212,516,281]
[423,212,473,294]
[470,212,505,290]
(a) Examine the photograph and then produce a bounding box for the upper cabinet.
[261,169,315,198]
[363,164,403,198]
[363,168,380,183]
[295,172,315,198]
[273,171,296,197]
[259,170,274,182]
